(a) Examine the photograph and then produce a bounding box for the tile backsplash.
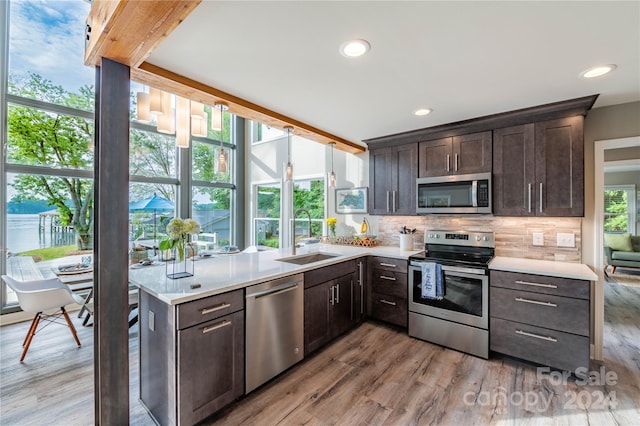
[377,215,582,262]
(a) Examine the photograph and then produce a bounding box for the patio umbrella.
[128,193,174,238]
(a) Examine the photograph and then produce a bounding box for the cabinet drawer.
[177,289,244,330]
[490,317,589,373]
[370,293,407,327]
[371,269,407,298]
[490,270,590,300]
[491,287,589,336]
[369,256,407,273]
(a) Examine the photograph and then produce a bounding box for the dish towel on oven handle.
[420,262,444,300]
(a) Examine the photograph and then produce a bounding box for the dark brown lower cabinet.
[304,260,358,356]
[489,270,590,373]
[367,256,408,328]
[139,289,244,425]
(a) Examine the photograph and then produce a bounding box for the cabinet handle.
[386,191,390,213]
[515,329,557,343]
[379,299,397,306]
[392,191,396,212]
[202,319,231,334]
[379,262,397,268]
[358,261,364,316]
[336,283,340,304]
[515,280,557,289]
[379,275,397,281]
[527,183,532,213]
[454,153,459,172]
[201,303,231,315]
[446,154,450,172]
[515,297,557,308]
[539,182,543,213]
[330,285,335,306]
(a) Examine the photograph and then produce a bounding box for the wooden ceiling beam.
[132,63,365,154]
[84,0,201,68]
[84,0,365,154]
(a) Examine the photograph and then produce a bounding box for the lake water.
[6,214,75,254]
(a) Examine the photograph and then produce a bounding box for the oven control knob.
[428,233,434,238]
[476,236,481,241]
[435,234,440,239]
[483,236,489,241]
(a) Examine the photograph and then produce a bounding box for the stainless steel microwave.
[416,172,491,214]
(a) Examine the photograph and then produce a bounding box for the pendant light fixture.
[191,111,208,137]
[329,142,337,188]
[149,87,163,115]
[136,91,151,123]
[284,126,294,182]
[214,102,229,174]
[175,96,190,148]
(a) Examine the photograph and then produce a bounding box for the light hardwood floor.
[1,282,638,425]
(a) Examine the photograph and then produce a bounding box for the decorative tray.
[324,236,379,248]
[56,264,93,275]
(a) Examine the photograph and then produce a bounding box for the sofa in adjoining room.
[604,233,640,274]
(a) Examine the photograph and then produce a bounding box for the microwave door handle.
[471,180,478,207]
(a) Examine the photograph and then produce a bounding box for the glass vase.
[166,247,195,279]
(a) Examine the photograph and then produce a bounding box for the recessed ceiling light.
[340,39,370,58]
[413,108,433,116]
[580,64,617,79]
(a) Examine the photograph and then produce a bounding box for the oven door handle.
[440,264,487,275]
[409,262,487,275]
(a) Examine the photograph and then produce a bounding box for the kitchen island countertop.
[129,244,421,305]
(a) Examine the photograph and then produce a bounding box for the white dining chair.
[1,275,84,362]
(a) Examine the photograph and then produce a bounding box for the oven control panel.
[425,230,494,248]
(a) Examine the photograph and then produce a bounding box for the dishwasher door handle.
[247,282,300,299]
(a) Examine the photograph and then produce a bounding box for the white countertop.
[129,244,421,305]
[489,256,598,281]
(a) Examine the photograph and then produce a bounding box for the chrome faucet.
[292,208,312,256]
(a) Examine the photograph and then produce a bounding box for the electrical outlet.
[532,232,544,246]
[557,233,575,248]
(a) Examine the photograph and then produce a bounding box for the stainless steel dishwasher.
[245,273,304,393]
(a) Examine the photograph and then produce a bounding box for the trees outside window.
[604,185,637,234]
[7,75,95,249]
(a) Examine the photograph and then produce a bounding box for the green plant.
[159,218,201,261]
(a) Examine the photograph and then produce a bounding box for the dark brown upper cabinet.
[368,144,418,215]
[418,131,492,177]
[493,116,584,217]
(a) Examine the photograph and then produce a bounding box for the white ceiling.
[147,1,640,146]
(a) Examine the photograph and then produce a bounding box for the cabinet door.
[493,124,535,216]
[177,310,244,425]
[418,137,451,177]
[354,258,367,322]
[304,282,331,356]
[390,143,418,215]
[452,131,492,175]
[535,116,584,216]
[369,147,392,214]
[330,273,355,339]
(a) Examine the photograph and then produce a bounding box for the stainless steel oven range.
[408,230,494,358]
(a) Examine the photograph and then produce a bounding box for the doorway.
[593,136,640,360]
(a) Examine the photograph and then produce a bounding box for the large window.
[254,183,281,248]
[1,0,240,313]
[293,178,325,239]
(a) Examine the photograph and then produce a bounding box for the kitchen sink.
[275,252,340,265]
